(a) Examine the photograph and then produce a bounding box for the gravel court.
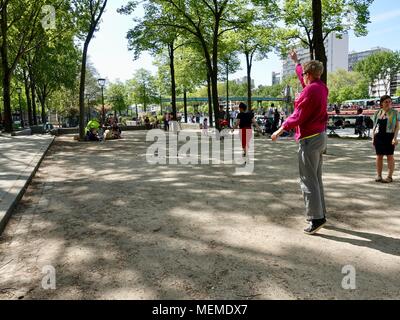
[0,130,399,300]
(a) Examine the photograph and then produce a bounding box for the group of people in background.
[85,116,122,142]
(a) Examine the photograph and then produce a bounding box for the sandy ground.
[0,130,399,300]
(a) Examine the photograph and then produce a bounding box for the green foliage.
[327,69,369,104]
[106,81,129,115]
[355,51,400,96]
[119,0,177,59]
[127,69,158,111]
[174,46,208,94]
[279,0,374,56]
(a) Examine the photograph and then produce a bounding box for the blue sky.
[89,0,400,87]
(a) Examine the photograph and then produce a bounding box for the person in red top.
[272,50,329,235]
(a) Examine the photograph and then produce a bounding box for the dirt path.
[0,131,399,299]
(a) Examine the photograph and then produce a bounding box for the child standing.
[202,118,208,135]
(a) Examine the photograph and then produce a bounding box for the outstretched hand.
[289,50,299,64]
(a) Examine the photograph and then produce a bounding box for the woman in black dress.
[372,95,399,183]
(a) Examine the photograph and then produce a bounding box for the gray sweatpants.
[298,132,327,220]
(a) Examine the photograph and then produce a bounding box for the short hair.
[239,102,247,111]
[303,60,324,78]
[380,95,391,106]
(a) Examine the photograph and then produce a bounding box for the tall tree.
[34,35,80,123]
[355,51,400,97]
[232,13,277,108]
[218,47,241,115]
[143,0,252,129]
[279,0,374,82]
[128,69,157,113]
[119,2,191,119]
[72,0,108,140]
[312,0,327,83]
[174,46,208,122]
[106,81,129,117]
[1,0,54,131]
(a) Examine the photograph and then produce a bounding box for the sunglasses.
[302,72,308,76]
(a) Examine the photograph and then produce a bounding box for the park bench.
[126,120,137,126]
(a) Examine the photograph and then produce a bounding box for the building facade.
[234,76,255,89]
[272,71,281,85]
[348,47,391,71]
[282,33,349,79]
[369,74,400,98]
[349,47,400,97]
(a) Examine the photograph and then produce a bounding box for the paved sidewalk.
[0,134,54,234]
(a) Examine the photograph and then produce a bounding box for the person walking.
[163,113,170,131]
[372,95,399,183]
[233,102,261,157]
[272,50,328,235]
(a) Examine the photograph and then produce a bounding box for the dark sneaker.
[305,215,325,223]
[304,218,327,235]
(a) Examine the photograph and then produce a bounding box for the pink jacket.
[282,64,328,140]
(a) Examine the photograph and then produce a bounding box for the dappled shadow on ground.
[317,226,400,257]
[0,132,399,300]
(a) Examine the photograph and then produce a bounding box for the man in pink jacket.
[272,51,328,235]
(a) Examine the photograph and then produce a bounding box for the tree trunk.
[212,22,220,130]
[207,72,213,127]
[183,88,188,123]
[211,70,220,130]
[31,80,38,125]
[79,41,89,139]
[169,43,177,119]
[312,0,327,84]
[245,52,253,110]
[39,86,47,124]
[23,69,33,126]
[38,94,47,124]
[226,62,229,118]
[143,86,147,113]
[1,4,12,132]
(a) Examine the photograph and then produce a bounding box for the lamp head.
[97,78,106,87]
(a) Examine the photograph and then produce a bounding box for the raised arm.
[290,50,306,89]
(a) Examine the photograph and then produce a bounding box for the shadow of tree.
[0,132,399,300]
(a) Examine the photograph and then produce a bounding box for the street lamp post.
[16,87,23,128]
[98,78,106,124]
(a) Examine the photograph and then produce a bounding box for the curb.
[0,136,55,235]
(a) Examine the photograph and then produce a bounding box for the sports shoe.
[304,218,327,235]
[305,215,325,223]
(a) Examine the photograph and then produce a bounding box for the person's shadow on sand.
[316,226,400,257]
